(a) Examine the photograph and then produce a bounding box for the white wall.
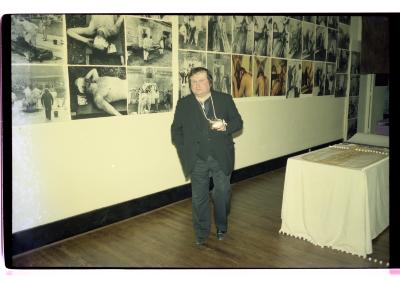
[12,96,345,233]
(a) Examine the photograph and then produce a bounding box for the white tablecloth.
[279,145,389,257]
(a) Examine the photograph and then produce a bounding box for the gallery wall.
[11,14,356,233]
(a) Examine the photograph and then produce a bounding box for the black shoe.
[196,238,206,246]
[216,229,226,241]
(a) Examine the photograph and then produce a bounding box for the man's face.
[190,71,211,97]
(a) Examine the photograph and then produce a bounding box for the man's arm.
[171,99,185,153]
[93,95,122,116]
[67,20,96,47]
[224,95,243,135]
[85,68,99,83]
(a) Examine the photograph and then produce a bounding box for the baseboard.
[11,139,342,256]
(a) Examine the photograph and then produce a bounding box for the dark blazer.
[171,91,243,177]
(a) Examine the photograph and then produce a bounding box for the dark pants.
[190,155,232,240]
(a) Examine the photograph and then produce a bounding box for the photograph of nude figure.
[68,66,128,119]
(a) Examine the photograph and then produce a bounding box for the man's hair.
[188,67,213,89]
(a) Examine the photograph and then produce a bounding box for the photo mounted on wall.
[254,16,272,56]
[348,96,359,119]
[303,16,316,23]
[327,28,338,62]
[232,16,254,55]
[286,60,301,98]
[350,75,360,97]
[338,23,350,50]
[253,56,271,97]
[178,15,207,51]
[327,16,339,30]
[232,54,253,97]
[207,16,232,53]
[66,14,125,66]
[314,26,327,61]
[178,50,207,98]
[127,67,172,114]
[335,74,348,97]
[12,65,69,125]
[270,58,287,96]
[287,16,302,21]
[68,66,128,119]
[272,16,289,58]
[206,53,231,94]
[301,21,315,60]
[325,62,336,95]
[126,16,172,67]
[313,61,326,96]
[316,16,327,27]
[351,51,360,74]
[11,14,65,64]
[287,18,302,59]
[337,49,349,73]
[339,16,351,25]
[301,60,313,94]
[347,118,357,139]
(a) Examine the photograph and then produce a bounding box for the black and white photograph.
[327,28,338,62]
[316,16,327,27]
[126,16,172,67]
[272,16,289,58]
[314,26,327,61]
[347,118,357,139]
[301,21,315,60]
[337,49,350,73]
[254,16,272,56]
[207,16,232,53]
[11,14,65,64]
[232,16,254,55]
[232,54,253,97]
[178,15,207,51]
[327,16,339,30]
[127,67,172,114]
[287,18,302,59]
[286,60,301,98]
[303,16,316,23]
[68,66,128,119]
[351,51,361,74]
[348,96,359,119]
[301,60,313,94]
[207,53,232,94]
[339,16,351,25]
[178,50,207,98]
[335,73,348,97]
[324,62,336,95]
[12,65,69,125]
[338,23,350,50]
[66,14,125,66]
[253,56,271,97]
[287,15,302,21]
[313,61,326,96]
[350,75,360,97]
[270,58,287,96]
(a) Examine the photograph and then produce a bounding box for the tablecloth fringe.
[278,229,389,267]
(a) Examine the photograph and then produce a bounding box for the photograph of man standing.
[171,67,243,246]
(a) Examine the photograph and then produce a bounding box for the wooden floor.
[12,167,389,268]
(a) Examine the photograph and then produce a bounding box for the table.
[279,144,389,257]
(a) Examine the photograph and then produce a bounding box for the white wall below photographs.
[12,97,345,233]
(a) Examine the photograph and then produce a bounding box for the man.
[41,88,54,120]
[75,68,128,116]
[171,67,243,246]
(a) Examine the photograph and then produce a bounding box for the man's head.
[93,34,109,51]
[188,67,213,97]
[75,77,86,93]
